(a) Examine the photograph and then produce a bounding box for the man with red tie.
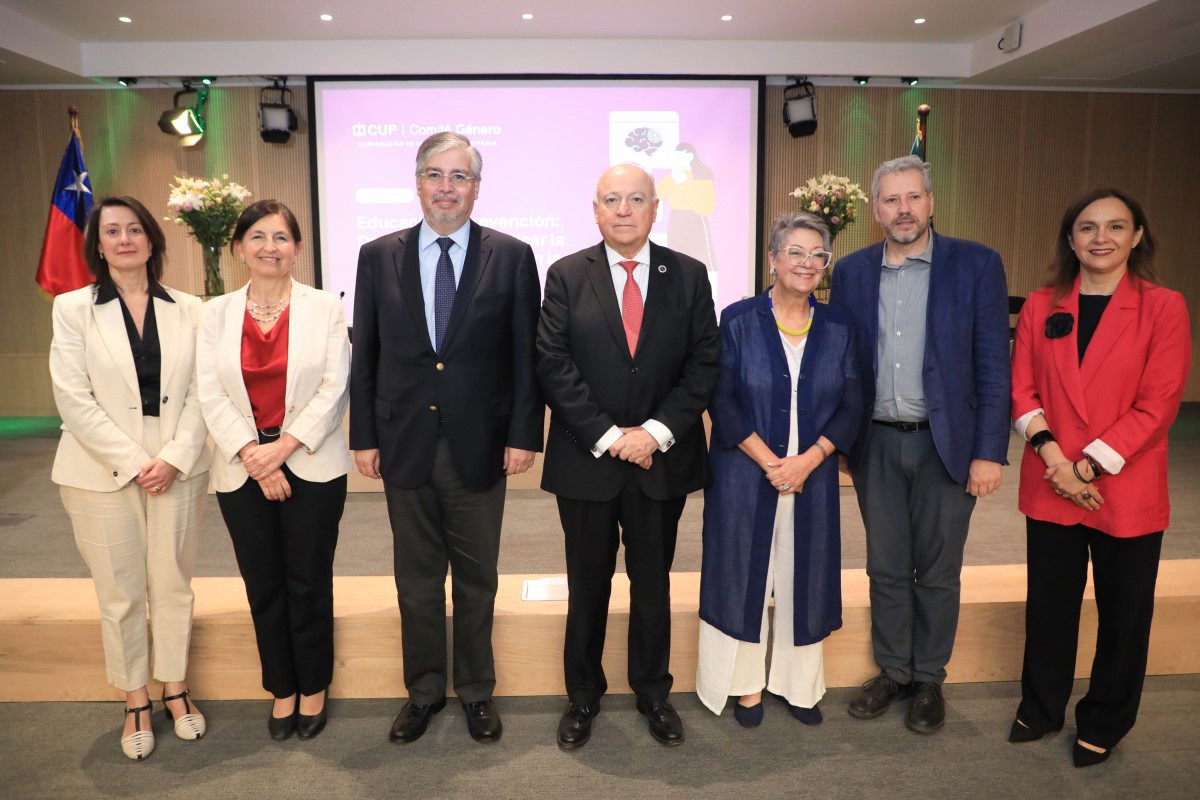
[537,163,720,749]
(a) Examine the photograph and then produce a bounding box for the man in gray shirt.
[829,156,1011,735]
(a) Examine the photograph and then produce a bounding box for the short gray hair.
[768,211,831,256]
[870,155,931,201]
[415,132,483,179]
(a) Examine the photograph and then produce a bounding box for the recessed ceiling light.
[721,15,733,22]
[914,18,926,24]
[522,13,533,20]
[118,16,132,23]
[320,14,333,21]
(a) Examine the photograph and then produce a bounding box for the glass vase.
[201,243,226,297]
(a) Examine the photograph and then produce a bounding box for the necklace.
[1079,286,1115,296]
[247,301,289,323]
[769,289,815,337]
[248,296,287,311]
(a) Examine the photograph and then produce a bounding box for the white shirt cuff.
[1083,439,1125,476]
[1013,408,1044,441]
[641,419,675,452]
[592,426,622,458]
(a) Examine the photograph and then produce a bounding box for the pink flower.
[830,216,840,224]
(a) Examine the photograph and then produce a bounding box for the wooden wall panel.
[1,84,1197,415]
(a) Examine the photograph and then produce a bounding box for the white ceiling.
[1,0,1197,91]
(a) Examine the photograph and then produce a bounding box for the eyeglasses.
[418,169,477,187]
[781,247,832,269]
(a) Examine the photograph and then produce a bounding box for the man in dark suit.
[537,163,720,749]
[350,132,544,744]
[829,155,1011,735]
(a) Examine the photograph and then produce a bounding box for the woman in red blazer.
[1008,189,1191,767]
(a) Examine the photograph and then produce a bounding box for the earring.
[769,267,776,280]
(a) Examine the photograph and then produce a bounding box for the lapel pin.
[657,264,667,273]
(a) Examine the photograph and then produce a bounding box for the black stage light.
[259,79,299,144]
[782,78,817,138]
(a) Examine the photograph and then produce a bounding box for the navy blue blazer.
[700,293,860,645]
[828,232,1011,484]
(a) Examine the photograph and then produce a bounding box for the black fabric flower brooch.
[1045,312,1074,339]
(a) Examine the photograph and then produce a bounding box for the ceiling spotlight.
[118,16,132,23]
[200,77,214,86]
[320,14,333,21]
[901,77,919,86]
[117,77,137,87]
[260,78,299,144]
[721,15,732,21]
[782,77,817,139]
[914,18,926,25]
[522,13,533,20]
[157,82,207,146]
[854,76,869,86]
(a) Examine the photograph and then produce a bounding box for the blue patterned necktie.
[433,237,456,351]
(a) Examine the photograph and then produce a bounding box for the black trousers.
[382,438,506,704]
[1017,518,1162,749]
[558,479,687,706]
[217,465,347,698]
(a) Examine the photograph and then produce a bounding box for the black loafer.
[636,697,684,746]
[389,698,447,743]
[464,699,502,742]
[268,707,297,741]
[557,702,600,750]
[906,682,946,734]
[847,671,912,720]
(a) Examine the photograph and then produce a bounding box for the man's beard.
[885,216,928,245]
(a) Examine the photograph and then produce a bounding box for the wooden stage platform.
[2,561,1197,702]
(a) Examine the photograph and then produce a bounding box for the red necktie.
[619,260,643,356]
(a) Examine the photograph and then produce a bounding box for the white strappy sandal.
[163,689,206,741]
[121,701,155,760]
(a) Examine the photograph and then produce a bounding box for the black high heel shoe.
[1073,741,1111,768]
[1008,718,1043,743]
[296,691,328,740]
[268,700,297,741]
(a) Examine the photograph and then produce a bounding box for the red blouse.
[241,307,290,430]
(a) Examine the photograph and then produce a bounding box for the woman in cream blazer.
[196,200,350,742]
[50,196,211,760]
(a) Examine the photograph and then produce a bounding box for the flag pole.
[68,105,83,151]
[916,104,930,160]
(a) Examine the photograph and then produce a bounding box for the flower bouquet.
[165,174,252,296]
[790,173,869,297]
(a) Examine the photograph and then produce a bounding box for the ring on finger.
[781,483,791,491]
[1081,492,1092,501]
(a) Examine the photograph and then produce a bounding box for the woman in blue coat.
[697,211,860,727]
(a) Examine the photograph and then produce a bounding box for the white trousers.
[697,491,826,714]
[59,417,206,691]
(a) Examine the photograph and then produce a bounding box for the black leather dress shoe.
[847,671,912,720]
[268,707,297,741]
[636,697,684,746]
[464,699,502,742]
[389,698,447,743]
[557,702,600,750]
[906,682,946,734]
[297,704,328,740]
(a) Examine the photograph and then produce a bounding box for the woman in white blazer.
[50,196,212,760]
[196,200,351,742]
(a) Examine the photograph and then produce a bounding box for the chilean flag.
[35,133,94,296]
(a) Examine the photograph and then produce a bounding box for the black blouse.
[95,282,174,417]
[1077,293,1112,362]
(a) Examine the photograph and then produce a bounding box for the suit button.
[161,396,168,404]
[630,367,638,374]
[436,362,445,371]
[112,471,118,477]
[429,405,438,412]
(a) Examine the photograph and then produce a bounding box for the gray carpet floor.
[3,677,1199,800]
[3,404,1199,579]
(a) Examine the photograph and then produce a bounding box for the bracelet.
[1072,460,1093,484]
[1029,430,1055,454]
[812,441,828,459]
[1085,454,1103,479]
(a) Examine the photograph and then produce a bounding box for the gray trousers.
[383,437,506,704]
[851,424,976,684]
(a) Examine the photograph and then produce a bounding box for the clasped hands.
[763,450,821,495]
[135,458,179,495]
[1043,459,1103,511]
[609,427,657,470]
[240,436,301,502]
